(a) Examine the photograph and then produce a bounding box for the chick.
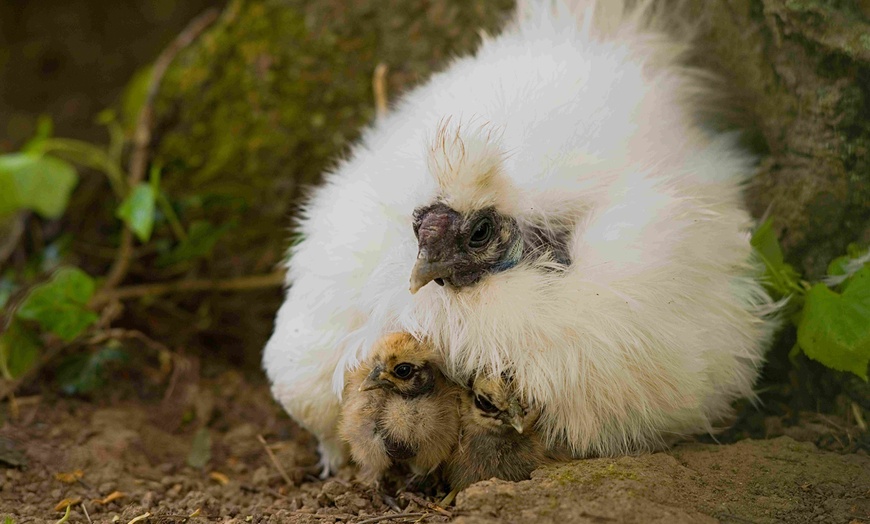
[442,373,553,505]
[339,332,461,484]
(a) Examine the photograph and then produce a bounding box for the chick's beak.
[507,400,526,434]
[409,256,450,294]
[359,366,388,391]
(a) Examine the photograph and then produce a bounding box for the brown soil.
[1,372,867,524]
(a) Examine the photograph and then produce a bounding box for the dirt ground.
[1,371,867,524]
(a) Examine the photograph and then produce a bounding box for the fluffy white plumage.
[263,0,779,474]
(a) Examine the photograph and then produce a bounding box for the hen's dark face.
[410,203,522,293]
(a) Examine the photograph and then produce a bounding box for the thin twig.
[399,493,452,518]
[103,8,220,291]
[91,271,285,306]
[356,512,428,524]
[81,503,93,524]
[86,328,173,354]
[257,434,295,488]
[373,63,389,119]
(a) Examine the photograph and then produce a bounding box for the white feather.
[263,0,779,473]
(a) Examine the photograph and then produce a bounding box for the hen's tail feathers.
[513,0,764,153]
[514,0,700,48]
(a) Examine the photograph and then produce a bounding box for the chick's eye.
[468,218,494,249]
[393,363,414,379]
[474,395,499,414]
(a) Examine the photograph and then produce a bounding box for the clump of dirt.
[1,373,867,523]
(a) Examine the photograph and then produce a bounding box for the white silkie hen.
[263,0,779,475]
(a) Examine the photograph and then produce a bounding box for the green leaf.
[116,183,157,242]
[0,320,41,378]
[0,274,16,310]
[122,67,152,134]
[56,344,128,395]
[826,248,870,289]
[16,267,99,341]
[38,138,126,198]
[751,218,801,297]
[187,427,212,469]
[751,219,784,267]
[21,115,54,153]
[797,265,870,380]
[157,220,236,267]
[0,153,78,218]
[827,255,851,277]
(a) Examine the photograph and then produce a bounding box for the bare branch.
[103,8,220,291]
[91,271,285,307]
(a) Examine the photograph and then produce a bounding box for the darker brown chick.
[442,373,555,504]
[339,332,461,485]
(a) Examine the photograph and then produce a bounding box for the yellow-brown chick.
[339,332,461,484]
[442,373,554,505]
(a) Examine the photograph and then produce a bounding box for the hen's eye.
[393,363,414,379]
[468,218,494,249]
[474,395,499,414]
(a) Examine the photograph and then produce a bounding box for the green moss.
[595,463,639,481]
[550,462,640,486]
[152,0,514,274]
[550,469,582,485]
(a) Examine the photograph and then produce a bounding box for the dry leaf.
[54,470,84,484]
[209,471,230,485]
[126,512,151,524]
[189,508,202,517]
[94,491,125,505]
[53,497,82,511]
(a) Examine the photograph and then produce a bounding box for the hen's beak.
[507,399,526,434]
[359,366,388,391]
[409,256,450,294]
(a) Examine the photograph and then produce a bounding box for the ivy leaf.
[797,265,870,380]
[116,183,156,242]
[187,427,212,469]
[0,153,78,218]
[751,219,800,297]
[16,267,99,342]
[56,344,128,395]
[157,220,236,267]
[0,320,41,378]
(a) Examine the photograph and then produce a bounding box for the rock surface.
[455,437,869,524]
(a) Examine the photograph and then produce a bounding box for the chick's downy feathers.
[338,333,461,483]
[264,0,778,474]
[444,372,554,501]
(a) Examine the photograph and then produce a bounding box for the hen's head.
[358,333,441,397]
[411,203,522,293]
[410,119,524,294]
[467,373,539,434]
